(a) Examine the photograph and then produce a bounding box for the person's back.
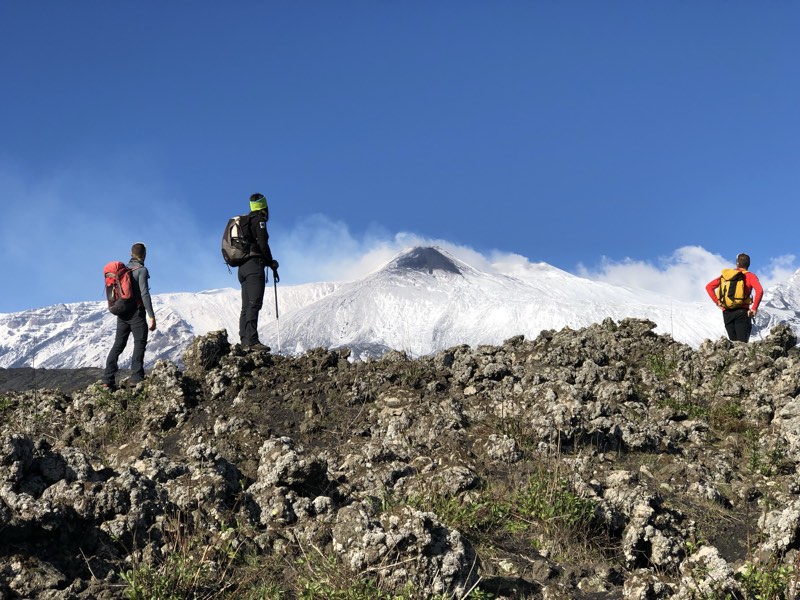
[127,257,154,317]
[705,253,763,342]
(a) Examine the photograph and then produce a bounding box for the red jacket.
[705,269,763,311]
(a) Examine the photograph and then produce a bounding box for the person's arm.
[252,212,278,279]
[747,272,764,313]
[253,214,273,264]
[705,277,722,308]
[135,267,157,329]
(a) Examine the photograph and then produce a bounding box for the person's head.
[250,193,267,212]
[131,242,147,262]
[736,253,750,269]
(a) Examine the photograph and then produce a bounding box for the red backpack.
[104,261,140,315]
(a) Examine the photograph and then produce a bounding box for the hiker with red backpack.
[705,253,763,343]
[102,242,157,390]
[228,193,279,351]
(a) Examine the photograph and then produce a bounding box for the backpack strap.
[239,213,254,242]
[127,263,145,306]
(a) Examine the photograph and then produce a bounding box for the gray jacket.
[127,259,155,319]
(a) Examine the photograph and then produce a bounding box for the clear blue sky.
[1,2,798,312]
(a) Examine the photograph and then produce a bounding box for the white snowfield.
[0,247,797,368]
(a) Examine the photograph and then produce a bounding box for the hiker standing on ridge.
[705,253,763,343]
[238,193,279,351]
[102,243,157,390]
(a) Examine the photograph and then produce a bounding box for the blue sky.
[1,2,799,313]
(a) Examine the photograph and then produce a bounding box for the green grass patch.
[738,559,796,600]
[511,471,596,534]
[709,399,748,434]
[0,395,14,418]
[410,491,511,539]
[647,350,680,380]
[658,395,708,420]
[410,463,601,557]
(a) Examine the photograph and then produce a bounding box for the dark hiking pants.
[723,308,752,342]
[103,307,148,385]
[238,258,266,346]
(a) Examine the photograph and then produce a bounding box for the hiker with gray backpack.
[221,193,279,351]
[705,252,763,343]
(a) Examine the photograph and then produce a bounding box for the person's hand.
[271,260,280,283]
[748,309,756,318]
[716,303,725,311]
[149,317,157,331]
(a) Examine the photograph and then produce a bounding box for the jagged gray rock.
[2,319,800,598]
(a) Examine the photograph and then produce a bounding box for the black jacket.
[246,209,274,265]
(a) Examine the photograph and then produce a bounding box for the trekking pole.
[273,277,281,353]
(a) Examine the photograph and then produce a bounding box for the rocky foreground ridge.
[3,320,800,598]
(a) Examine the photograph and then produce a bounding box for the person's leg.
[722,311,737,341]
[103,318,131,386]
[239,260,265,345]
[733,309,752,342]
[129,309,149,382]
[238,266,249,344]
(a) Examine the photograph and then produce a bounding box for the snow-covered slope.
[261,247,724,358]
[0,283,340,369]
[0,247,797,369]
[753,269,800,341]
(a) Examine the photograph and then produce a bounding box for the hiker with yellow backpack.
[705,253,763,342]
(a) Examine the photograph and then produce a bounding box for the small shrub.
[710,399,747,433]
[121,513,245,599]
[511,470,597,538]
[296,551,421,600]
[738,559,794,600]
[411,491,511,540]
[658,395,708,420]
[648,350,680,379]
[742,429,789,479]
[0,395,13,421]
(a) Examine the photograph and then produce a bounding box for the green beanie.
[250,193,267,212]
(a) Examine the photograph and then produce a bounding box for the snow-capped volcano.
[1,246,797,369]
[263,246,725,358]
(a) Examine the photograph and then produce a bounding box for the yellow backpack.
[718,268,751,309]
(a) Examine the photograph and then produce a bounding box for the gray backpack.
[221,214,252,267]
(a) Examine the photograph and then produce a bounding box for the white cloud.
[2,159,797,314]
[763,254,799,288]
[271,215,496,284]
[577,246,798,303]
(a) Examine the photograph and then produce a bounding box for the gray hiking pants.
[103,306,148,384]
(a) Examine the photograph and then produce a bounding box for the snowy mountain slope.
[752,269,800,341]
[261,247,725,358]
[155,281,341,347]
[1,246,797,369]
[0,283,340,369]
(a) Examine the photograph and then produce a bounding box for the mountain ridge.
[1,246,799,369]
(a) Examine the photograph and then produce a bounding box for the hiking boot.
[100,382,117,392]
[119,376,144,389]
[244,342,271,352]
